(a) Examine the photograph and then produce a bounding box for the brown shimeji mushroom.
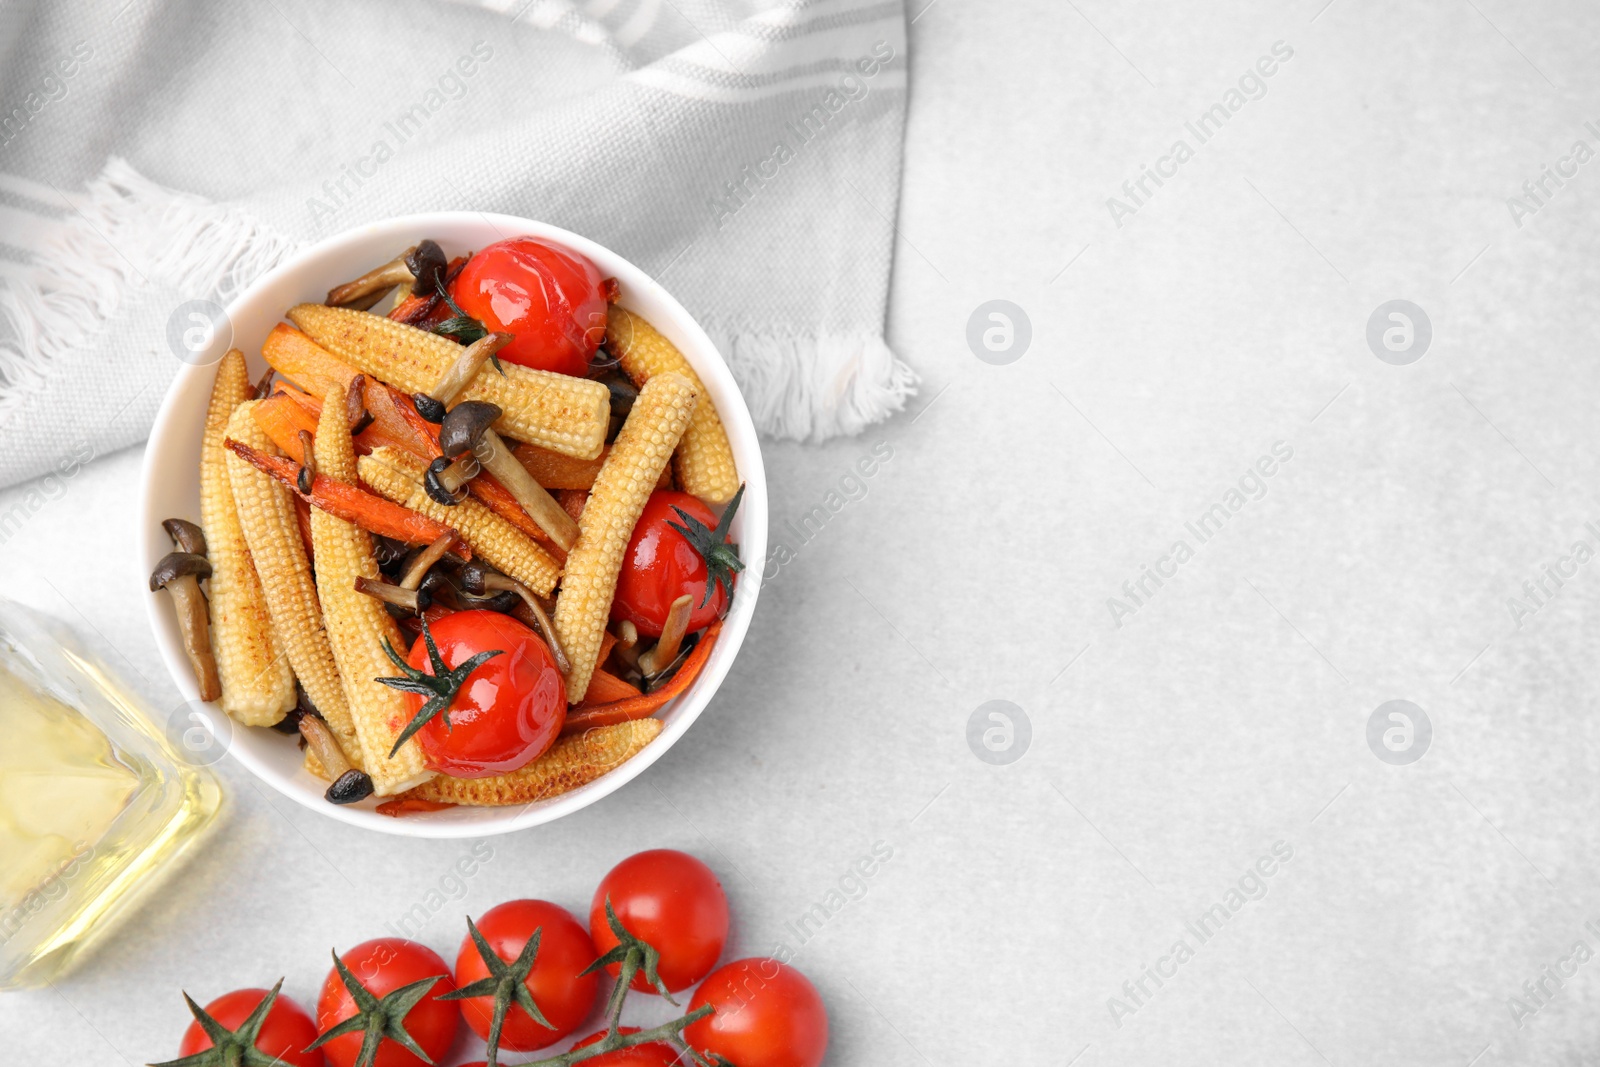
[410,330,513,423]
[459,560,571,674]
[150,520,221,701]
[299,714,373,805]
[435,400,579,551]
[325,240,447,311]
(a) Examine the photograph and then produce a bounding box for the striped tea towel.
[0,0,914,489]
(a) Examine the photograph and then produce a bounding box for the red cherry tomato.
[568,1027,680,1065]
[449,237,606,376]
[315,939,458,1067]
[402,610,566,778]
[454,900,600,1051]
[611,493,733,638]
[589,849,729,994]
[178,988,324,1067]
[684,959,827,1067]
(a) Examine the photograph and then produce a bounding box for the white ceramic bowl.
[139,213,765,838]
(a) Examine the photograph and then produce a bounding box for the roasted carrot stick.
[584,667,643,704]
[262,323,360,397]
[375,797,457,817]
[293,496,316,566]
[224,438,470,557]
[562,622,719,733]
[252,393,320,460]
[557,489,587,525]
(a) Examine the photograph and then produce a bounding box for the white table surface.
[7,1,1600,1064]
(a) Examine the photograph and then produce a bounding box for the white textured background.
[7,0,1600,1064]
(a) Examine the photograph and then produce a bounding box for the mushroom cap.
[405,240,446,295]
[150,551,213,591]
[325,768,375,805]
[423,455,467,506]
[438,400,503,458]
[162,517,207,555]
[458,560,494,596]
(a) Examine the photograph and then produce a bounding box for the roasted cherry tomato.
[175,987,324,1067]
[315,938,458,1067]
[448,237,606,376]
[590,849,729,994]
[454,899,600,1051]
[397,610,566,778]
[568,1027,680,1065]
[611,492,740,639]
[684,959,828,1067]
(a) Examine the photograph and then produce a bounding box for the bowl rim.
[138,211,766,838]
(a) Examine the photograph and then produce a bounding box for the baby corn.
[400,719,662,806]
[311,386,434,795]
[286,304,610,459]
[201,352,296,725]
[554,372,698,702]
[606,306,739,504]
[358,446,561,595]
[225,401,359,757]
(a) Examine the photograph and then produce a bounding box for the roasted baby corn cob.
[606,305,739,505]
[201,352,296,725]
[554,372,698,702]
[399,719,662,806]
[310,386,434,795]
[358,446,561,595]
[224,401,359,758]
[285,304,610,459]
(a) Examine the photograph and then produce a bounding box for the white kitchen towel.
[0,0,913,489]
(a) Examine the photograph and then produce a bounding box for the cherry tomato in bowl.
[590,849,729,994]
[452,899,600,1052]
[611,491,743,639]
[173,986,324,1067]
[684,959,828,1067]
[448,237,606,376]
[388,611,566,778]
[314,938,458,1067]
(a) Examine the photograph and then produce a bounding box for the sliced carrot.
[252,393,319,460]
[561,621,720,734]
[223,437,471,557]
[584,667,642,705]
[376,797,456,817]
[598,630,618,666]
[261,323,359,398]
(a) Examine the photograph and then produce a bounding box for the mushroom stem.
[414,332,514,422]
[346,373,373,435]
[326,254,414,311]
[461,563,571,673]
[296,429,317,494]
[250,367,275,401]
[399,533,457,592]
[151,551,221,702]
[423,454,477,506]
[299,714,352,777]
[353,576,426,613]
[640,595,694,678]
[472,430,580,551]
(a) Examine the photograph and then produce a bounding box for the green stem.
[604,947,642,1036]
[517,1003,714,1067]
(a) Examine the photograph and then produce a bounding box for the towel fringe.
[0,157,300,425]
[704,322,917,442]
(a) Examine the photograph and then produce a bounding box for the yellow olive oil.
[0,604,222,989]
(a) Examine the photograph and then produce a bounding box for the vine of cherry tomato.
[158,851,827,1067]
